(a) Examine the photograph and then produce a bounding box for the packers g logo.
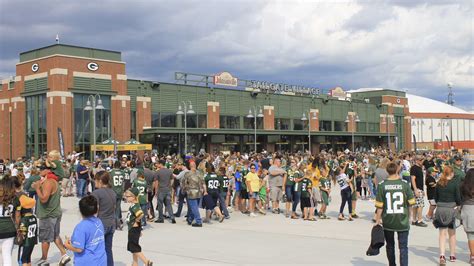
[31,63,39,72]
[87,62,99,71]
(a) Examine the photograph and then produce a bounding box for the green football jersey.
[132,179,147,205]
[126,203,143,229]
[51,160,65,180]
[20,214,38,246]
[300,178,312,198]
[109,169,125,197]
[0,204,16,237]
[285,168,298,187]
[292,171,303,192]
[319,177,331,190]
[218,175,229,193]
[240,168,249,190]
[375,179,415,231]
[205,173,220,193]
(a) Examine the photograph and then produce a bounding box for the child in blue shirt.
[64,195,107,266]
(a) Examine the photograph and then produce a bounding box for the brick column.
[404,116,412,151]
[309,109,319,132]
[0,99,10,159]
[136,97,151,138]
[46,92,74,155]
[111,95,131,142]
[207,102,220,129]
[380,114,387,133]
[263,106,274,130]
[11,97,26,159]
[346,111,356,132]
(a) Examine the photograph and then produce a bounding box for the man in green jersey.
[452,155,465,185]
[375,162,415,266]
[110,161,125,229]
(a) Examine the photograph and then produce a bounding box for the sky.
[0,0,472,110]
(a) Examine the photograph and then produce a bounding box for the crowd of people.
[0,147,473,266]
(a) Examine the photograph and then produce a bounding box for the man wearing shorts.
[268,157,286,214]
[410,155,428,227]
[32,169,71,265]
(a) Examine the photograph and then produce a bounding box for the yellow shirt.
[245,172,260,193]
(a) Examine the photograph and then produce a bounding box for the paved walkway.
[22,187,471,265]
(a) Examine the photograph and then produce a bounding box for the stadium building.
[0,44,472,159]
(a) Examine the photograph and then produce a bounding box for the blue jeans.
[384,230,409,266]
[368,177,375,199]
[175,191,186,217]
[76,179,87,198]
[218,192,229,217]
[339,187,353,215]
[187,198,202,225]
[292,191,301,212]
[103,225,115,266]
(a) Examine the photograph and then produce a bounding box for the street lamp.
[246,106,264,153]
[84,94,105,161]
[176,101,195,155]
[301,111,318,154]
[345,113,361,152]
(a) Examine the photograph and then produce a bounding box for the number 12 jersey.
[375,179,415,231]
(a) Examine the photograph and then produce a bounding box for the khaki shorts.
[39,215,62,243]
[270,187,283,202]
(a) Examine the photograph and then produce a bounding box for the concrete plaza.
[22,187,471,265]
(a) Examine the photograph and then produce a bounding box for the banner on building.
[58,128,65,159]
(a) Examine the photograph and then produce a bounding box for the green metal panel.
[73,77,111,92]
[225,90,243,115]
[20,44,121,62]
[160,88,179,112]
[127,80,139,111]
[24,78,47,94]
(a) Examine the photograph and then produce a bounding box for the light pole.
[438,119,449,151]
[176,101,195,155]
[246,106,264,153]
[383,115,396,151]
[300,110,318,154]
[84,94,105,161]
[345,113,360,152]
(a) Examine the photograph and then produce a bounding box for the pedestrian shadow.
[350,256,385,265]
[409,246,439,264]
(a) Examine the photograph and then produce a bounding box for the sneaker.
[351,213,359,219]
[449,256,456,262]
[439,255,446,266]
[415,221,428,227]
[323,215,330,220]
[411,221,416,225]
[277,208,281,214]
[191,223,202,227]
[59,254,71,266]
[146,260,153,266]
[272,209,279,214]
[249,212,258,217]
[258,208,266,215]
[171,219,176,224]
[154,219,164,223]
[34,259,47,265]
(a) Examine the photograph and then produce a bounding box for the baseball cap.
[122,154,127,158]
[19,195,36,209]
[128,187,140,197]
[427,167,439,173]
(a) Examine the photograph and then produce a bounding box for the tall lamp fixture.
[84,94,105,161]
[176,101,195,155]
[246,106,264,153]
[345,113,360,152]
[301,110,318,154]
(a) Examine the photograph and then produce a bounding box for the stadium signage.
[31,63,39,72]
[87,62,99,71]
[249,80,321,95]
[214,72,238,87]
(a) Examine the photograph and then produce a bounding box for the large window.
[74,94,111,154]
[220,115,240,129]
[275,118,291,130]
[293,119,304,130]
[244,117,263,129]
[152,112,160,127]
[334,121,346,131]
[319,120,332,131]
[161,113,176,127]
[25,95,47,158]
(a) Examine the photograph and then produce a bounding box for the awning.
[91,143,152,151]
